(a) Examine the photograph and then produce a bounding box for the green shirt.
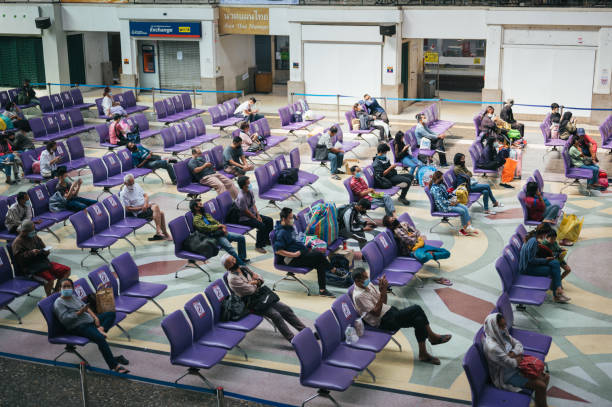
[193,213,222,235]
[568,145,586,167]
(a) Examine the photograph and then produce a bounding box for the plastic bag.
[557,213,583,243]
[345,326,359,345]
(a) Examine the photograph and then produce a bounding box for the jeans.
[239,215,273,248]
[379,305,429,342]
[413,245,451,264]
[388,173,413,198]
[449,204,470,227]
[401,156,423,177]
[217,232,247,264]
[371,194,395,216]
[328,152,344,174]
[470,183,497,210]
[144,159,176,183]
[580,164,600,185]
[288,250,330,290]
[72,312,117,369]
[0,154,15,177]
[543,204,560,221]
[524,260,562,291]
[237,113,264,123]
[66,197,98,211]
[262,301,305,341]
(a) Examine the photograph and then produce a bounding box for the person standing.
[235,176,272,254]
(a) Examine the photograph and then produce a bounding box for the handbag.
[49,191,68,213]
[95,284,116,313]
[314,144,328,161]
[245,285,280,314]
[183,230,220,258]
[455,185,469,205]
[24,256,52,278]
[519,355,545,379]
[419,137,431,150]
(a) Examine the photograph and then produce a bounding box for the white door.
[501,46,595,117]
[138,41,159,90]
[303,42,382,105]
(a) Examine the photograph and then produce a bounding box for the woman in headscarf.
[483,313,549,407]
[558,111,576,140]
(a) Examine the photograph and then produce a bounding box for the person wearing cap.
[351,268,451,365]
[223,254,308,342]
[234,97,263,123]
[190,198,248,265]
[500,99,524,138]
[12,220,71,296]
[338,198,377,248]
[109,114,129,145]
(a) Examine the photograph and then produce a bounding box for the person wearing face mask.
[453,153,502,214]
[382,215,451,285]
[415,113,448,167]
[352,268,451,365]
[235,176,272,253]
[223,254,308,342]
[54,278,130,374]
[101,87,113,118]
[338,198,377,248]
[349,165,395,216]
[429,170,478,236]
[189,147,239,199]
[480,106,508,143]
[40,141,63,179]
[12,220,71,296]
[476,136,512,188]
[273,207,335,297]
[4,191,41,233]
[372,143,412,205]
[393,131,423,177]
[500,99,524,138]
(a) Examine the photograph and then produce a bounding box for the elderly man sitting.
[119,173,171,241]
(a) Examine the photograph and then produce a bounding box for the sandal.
[419,355,441,365]
[114,366,130,374]
[430,334,452,345]
[433,278,453,286]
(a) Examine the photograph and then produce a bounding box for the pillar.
[119,19,137,90]
[83,32,110,85]
[40,4,70,94]
[482,25,503,106]
[381,23,402,115]
[592,27,612,124]
[201,20,225,106]
[287,22,304,105]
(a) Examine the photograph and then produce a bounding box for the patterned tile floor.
[0,114,611,406]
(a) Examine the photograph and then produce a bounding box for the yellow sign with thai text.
[218,7,269,35]
[424,51,439,64]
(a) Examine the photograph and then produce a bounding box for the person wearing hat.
[338,198,377,248]
[351,268,451,365]
[109,114,129,146]
[223,254,308,342]
[234,97,263,123]
[500,99,524,138]
[11,220,71,296]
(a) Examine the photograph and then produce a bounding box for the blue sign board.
[129,22,202,38]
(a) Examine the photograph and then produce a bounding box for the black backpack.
[278,168,298,185]
[220,294,249,322]
[224,203,241,224]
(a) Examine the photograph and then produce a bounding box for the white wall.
[0,5,40,35]
[216,34,256,91]
[402,9,487,39]
[62,5,119,32]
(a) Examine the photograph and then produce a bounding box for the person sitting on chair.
[415,113,447,166]
[50,167,97,212]
[317,126,344,180]
[127,141,177,185]
[235,176,273,254]
[338,199,377,249]
[393,131,423,177]
[234,97,263,123]
[568,136,600,190]
[454,153,503,214]
[500,99,524,138]
[352,268,451,365]
[223,136,255,177]
[4,192,41,233]
[120,174,171,241]
[189,147,239,199]
[430,170,477,236]
[238,121,264,152]
[372,143,412,206]
[349,165,395,216]
[361,93,389,124]
[524,181,560,224]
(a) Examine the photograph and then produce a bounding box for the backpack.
[224,203,241,224]
[417,165,437,187]
[305,202,338,245]
[220,294,249,322]
[507,129,521,140]
[359,114,370,130]
[292,112,303,123]
[17,90,29,105]
[326,255,353,287]
[278,168,298,185]
[125,121,140,143]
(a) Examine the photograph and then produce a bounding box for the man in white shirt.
[317,126,344,180]
[119,174,171,241]
[234,97,263,123]
[351,268,451,365]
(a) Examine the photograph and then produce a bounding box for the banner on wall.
[129,22,202,38]
[218,7,269,35]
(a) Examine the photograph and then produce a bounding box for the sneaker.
[398,197,410,206]
[459,228,471,236]
[319,289,335,298]
[484,209,496,215]
[466,226,479,235]
[331,174,341,180]
[335,169,345,175]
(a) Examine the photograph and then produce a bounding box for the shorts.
[128,207,153,220]
[506,371,529,389]
[37,262,70,282]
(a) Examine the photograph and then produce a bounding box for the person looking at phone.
[53,278,129,373]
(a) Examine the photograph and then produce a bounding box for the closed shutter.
[0,37,45,87]
[158,41,200,91]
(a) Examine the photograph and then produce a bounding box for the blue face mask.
[61,288,73,297]
[27,231,36,238]
[363,278,370,288]
[248,184,253,191]
[355,172,362,178]
[378,155,388,161]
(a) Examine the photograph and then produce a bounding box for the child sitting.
[539,228,571,280]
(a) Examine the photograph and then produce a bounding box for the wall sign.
[129,21,201,38]
[218,7,269,35]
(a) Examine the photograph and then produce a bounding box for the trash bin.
[255,72,273,93]
[423,80,436,99]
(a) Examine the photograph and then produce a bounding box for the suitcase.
[509,147,522,179]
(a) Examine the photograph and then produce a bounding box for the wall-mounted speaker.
[35,17,51,30]
[379,25,396,37]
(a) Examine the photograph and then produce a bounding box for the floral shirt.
[430,183,452,213]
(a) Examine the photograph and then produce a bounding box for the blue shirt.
[363,98,385,114]
[415,123,438,143]
[273,222,306,253]
[131,145,150,167]
[519,237,549,273]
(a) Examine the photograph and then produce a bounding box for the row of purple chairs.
[472,110,485,141]
[37,253,167,364]
[306,124,360,174]
[0,246,42,323]
[344,108,377,146]
[342,165,400,210]
[0,88,39,110]
[249,117,287,151]
[161,276,262,388]
[69,194,153,265]
[405,126,436,163]
[468,140,499,179]
[208,98,241,132]
[518,170,566,227]
[96,114,161,149]
[421,103,454,134]
[21,136,95,183]
[254,156,305,208]
[278,101,324,136]
[94,90,148,119]
[160,117,219,155]
[154,93,205,124]
[29,109,94,142]
[38,89,95,116]
[599,114,612,153]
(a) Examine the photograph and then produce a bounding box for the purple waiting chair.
[424,185,460,233]
[161,310,227,389]
[168,216,211,280]
[69,210,118,266]
[269,230,313,295]
[561,144,593,195]
[111,252,168,316]
[204,279,263,331]
[533,169,567,206]
[0,291,19,323]
[495,257,546,310]
[396,213,443,248]
[374,231,423,273]
[184,293,248,360]
[502,246,551,291]
[88,265,147,315]
[362,242,415,288]
[291,327,357,407]
[38,293,91,364]
[102,194,150,232]
[173,159,211,209]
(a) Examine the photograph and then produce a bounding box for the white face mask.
[488,113,494,118]
[126,185,134,192]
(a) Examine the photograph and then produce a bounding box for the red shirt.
[525,196,546,221]
[350,176,371,201]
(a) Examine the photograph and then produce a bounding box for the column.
[83,32,110,85]
[381,23,402,115]
[40,4,70,93]
[119,19,137,90]
[287,22,304,104]
[201,19,224,105]
[592,27,612,123]
[482,24,503,106]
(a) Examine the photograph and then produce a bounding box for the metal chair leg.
[55,344,89,365]
[175,367,215,390]
[272,272,311,295]
[263,316,278,333]
[302,389,341,407]
[44,227,61,243]
[122,237,136,251]
[115,323,131,341]
[365,367,376,382]
[175,260,211,281]
[235,345,248,361]
[150,298,165,316]
[4,305,22,324]
[390,336,402,351]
